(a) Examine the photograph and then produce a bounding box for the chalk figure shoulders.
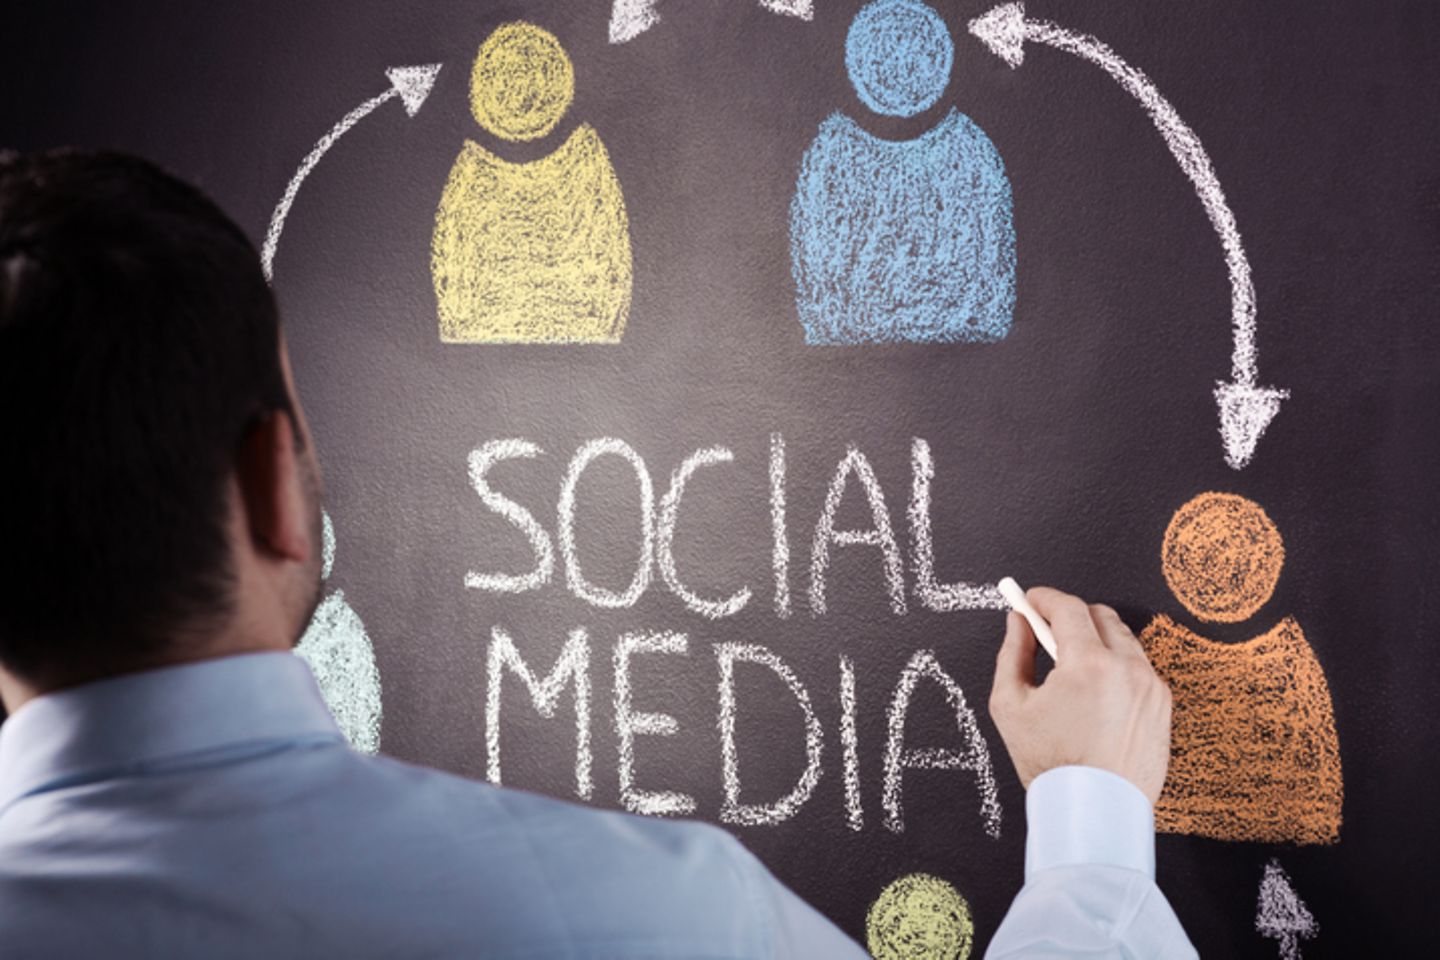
[433,125,632,344]
[1140,613,1342,846]
[790,109,1016,345]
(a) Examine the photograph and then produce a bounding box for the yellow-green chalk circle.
[866,873,974,960]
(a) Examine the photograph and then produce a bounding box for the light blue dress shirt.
[985,767,1198,958]
[0,652,1195,957]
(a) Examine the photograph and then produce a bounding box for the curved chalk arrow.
[261,64,441,283]
[969,3,1288,470]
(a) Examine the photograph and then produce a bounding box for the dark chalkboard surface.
[4,1,1437,954]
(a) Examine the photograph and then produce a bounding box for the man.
[0,151,1196,958]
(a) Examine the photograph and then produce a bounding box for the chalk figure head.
[1162,492,1284,624]
[470,22,574,142]
[845,0,954,118]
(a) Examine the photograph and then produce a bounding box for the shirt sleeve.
[985,766,1198,960]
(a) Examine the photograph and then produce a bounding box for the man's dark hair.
[0,150,294,684]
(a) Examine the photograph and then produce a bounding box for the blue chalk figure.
[790,0,1016,345]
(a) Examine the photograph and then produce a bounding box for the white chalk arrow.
[969,3,1288,470]
[609,0,812,44]
[261,64,441,282]
[1256,858,1317,959]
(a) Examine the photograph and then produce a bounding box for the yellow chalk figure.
[432,22,633,344]
[866,874,974,960]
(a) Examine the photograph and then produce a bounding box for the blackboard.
[4,1,1437,954]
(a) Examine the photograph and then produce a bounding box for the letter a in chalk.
[810,445,907,616]
[883,650,1001,837]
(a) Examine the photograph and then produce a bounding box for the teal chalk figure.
[790,0,1016,345]
[296,511,383,754]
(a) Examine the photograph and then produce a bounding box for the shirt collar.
[0,651,342,812]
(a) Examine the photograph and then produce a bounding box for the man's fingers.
[1089,603,1146,658]
[992,611,1037,708]
[1027,586,1103,658]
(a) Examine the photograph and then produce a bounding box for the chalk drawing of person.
[789,0,1016,345]
[296,511,383,754]
[1141,492,1341,845]
[432,22,633,343]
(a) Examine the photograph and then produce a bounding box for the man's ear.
[235,410,311,564]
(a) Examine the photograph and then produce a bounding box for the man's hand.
[988,586,1173,805]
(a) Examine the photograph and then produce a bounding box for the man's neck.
[0,668,34,714]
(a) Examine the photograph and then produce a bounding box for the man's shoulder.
[0,747,778,957]
[330,752,776,954]
[361,751,751,876]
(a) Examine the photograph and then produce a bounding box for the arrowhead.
[610,0,659,44]
[385,64,442,117]
[1256,859,1317,949]
[1215,380,1288,470]
[969,2,1028,68]
[760,0,814,21]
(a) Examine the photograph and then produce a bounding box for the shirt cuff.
[1024,766,1155,882]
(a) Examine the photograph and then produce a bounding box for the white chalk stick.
[997,577,1058,662]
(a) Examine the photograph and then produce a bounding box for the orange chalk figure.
[1143,492,1342,845]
